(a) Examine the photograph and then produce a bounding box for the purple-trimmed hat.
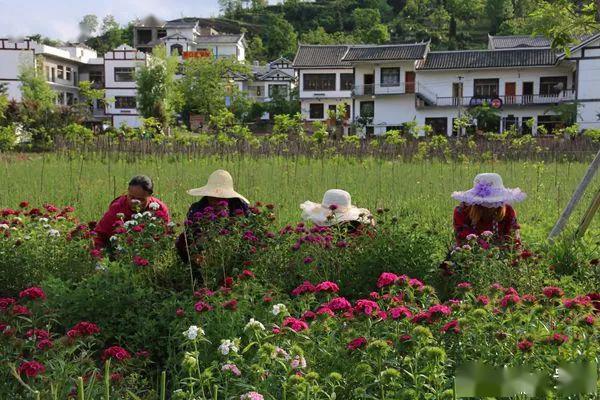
[452,173,526,208]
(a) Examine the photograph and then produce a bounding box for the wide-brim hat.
[301,189,371,226]
[452,173,526,208]
[187,169,249,204]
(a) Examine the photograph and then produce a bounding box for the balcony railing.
[352,82,415,96]
[424,90,576,107]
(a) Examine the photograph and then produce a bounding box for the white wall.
[576,47,600,129]
[300,99,352,121]
[298,68,353,100]
[113,115,143,128]
[0,49,34,101]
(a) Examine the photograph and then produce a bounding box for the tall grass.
[1,152,599,241]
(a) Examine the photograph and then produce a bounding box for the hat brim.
[300,201,371,226]
[451,187,526,207]
[187,186,249,205]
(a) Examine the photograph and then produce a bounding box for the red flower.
[240,269,255,279]
[25,329,50,341]
[19,201,29,208]
[542,286,564,299]
[562,295,591,309]
[583,315,595,325]
[408,278,424,288]
[389,306,412,320]
[90,249,103,260]
[291,281,316,296]
[12,304,31,316]
[347,337,367,351]
[354,299,380,316]
[517,339,533,352]
[301,310,316,321]
[132,225,143,233]
[520,249,533,259]
[263,296,273,303]
[410,312,430,324]
[19,287,46,301]
[315,281,339,294]
[427,304,452,320]
[283,317,309,332]
[43,204,59,213]
[194,288,215,299]
[132,256,149,267]
[0,297,16,311]
[67,322,101,338]
[175,308,185,317]
[475,295,490,306]
[102,346,131,362]
[500,294,520,308]
[457,282,472,290]
[194,301,213,313]
[222,299,238,311]
[18,361,45,377]
[327,297,352,312]
[224,277,234,288]
[37,339,53,351]
[546,333,568,345]
[522,294,537,304]
[399,334,412,342]
[316,306,335,317]
[441,319,461,334]
[135,350,150,358]
[376,272,399,288]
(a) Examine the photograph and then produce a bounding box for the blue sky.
[0,0,222,41]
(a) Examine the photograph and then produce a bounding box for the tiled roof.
[489,34,594,49]
[196,34,243,43]
[416,49,558,70]
[292,45,352,68]
[165,18,199,28]
[342,43,428,61]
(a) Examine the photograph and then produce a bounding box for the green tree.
[261,14,298,59]
[19,59,56,111]
[78,14,99,38]
[219,0,244,17]
[179,57,251,123]
[136,45,182,128]
[101,15,119,34]
[300,27,357,44]
[486,0,514,34]
[353,9,390,44]
[246,36,267,62]
[75,80,105,121]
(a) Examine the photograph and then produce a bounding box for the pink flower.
[546,333,568,345]
[441,319,460,334]
[475,295,490,306]
[36,339,53,351]
[18,361,45,377]
[19,287,46,301]
[25,329,50,341]
[67,322,101,338]
[457,282,472,290]
[102,346,131,362]
[283,317,309,332]
[12,305,31,316]
[347,337,367,351]
[408,278,424,288]
[583,315,595,325]
[542,286,564,298]
[562,295,591,309]
[377,272,399,288]
[389,306,412,320]
[522,294,537,304]
[90,249,103,259]
[517,339,533,352]
[222,363,242,377]
[194,301,213,313]
[427,304,451,320]
[176,308,185,317]
[399,334,412,342]
[500,294,520,308]
[240,392,264,400]
[222,299,238,311]
[301,310,316,321]
[194,288,215,299]
[316,306,335,317]
[290,355,307,370]
[315,281,340,294]
[410,312,430,324]
[291,281,316,296]
[0,297,16,311]
[240,269,255,279]
[354,299,380,316]
[327,297,352,312]
[132,256,149,267]
[303,256,314,264]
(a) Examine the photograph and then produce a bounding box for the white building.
[294,34,600,136]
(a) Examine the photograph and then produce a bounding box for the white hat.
[187,169,249,204]
[300,189,372,226]
[452,173,526,208]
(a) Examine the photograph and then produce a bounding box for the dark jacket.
[175,197,250,264]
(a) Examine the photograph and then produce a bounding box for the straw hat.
[451,173,526,208]
[300,189,372,226]
[187,169,249,204]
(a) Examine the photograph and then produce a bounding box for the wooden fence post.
[548,149,600,240]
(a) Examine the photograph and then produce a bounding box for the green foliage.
[63,123,94,144]
[272,113,304,138]
[19,59,57,111]
[352,8,390,44]
[0,124,17,151]
[300,27,358,45]
[583,128,600,142]
[261,13,298,59]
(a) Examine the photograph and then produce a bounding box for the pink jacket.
[93,195,171,249]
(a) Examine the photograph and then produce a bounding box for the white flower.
[462,244,472,251]
[183,325,204,340]
[272,303,287,316]
[116,245,124,252]
[116,213,125,219]
[38,218,49,223]
[466,234,478,241]
[218,339,239,355]
[149,202,160,211]
[95,262,107,272]
[130,199,141,206]
[124,220,138,228]
[481,230,494,237]
[110,235,118,242]
[0,224,9,230]
[48,229,60,237]
[132,213,143,220]
[43,224,51,229]
[167,222,177,228]
[24,235,31,240]
[244,318,265,331]
[142,211,152,218]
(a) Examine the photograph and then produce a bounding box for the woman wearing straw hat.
[175,170,250,269]
[451,173,526,246]
[300,189,373,232]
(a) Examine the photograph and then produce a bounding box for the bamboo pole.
[548,149,600,240]
[575,187,600,238]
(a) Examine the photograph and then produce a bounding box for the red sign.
[183,50,212,59]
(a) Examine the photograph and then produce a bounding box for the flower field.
[1,152,599,399]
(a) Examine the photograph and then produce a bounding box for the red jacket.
[453,204,520,245]
[93,195,171,249]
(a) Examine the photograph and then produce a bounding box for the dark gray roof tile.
[341,43,428,61]
[292,45,351,68]
[416,49,557,70]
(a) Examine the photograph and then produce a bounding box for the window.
[137,29,152,45]
[474,79,499,98]
[66,92,75,106]
[380,67,400,86]
[521,117,534,134]
[51,68,55,82]
[425,117,448,136]
[540,76,568,95]
[360,101,374,118]
[303,74,336,91]
[171,44,184,56]
[157,29,167,39]
[537,115,564,134]
[340,73,354,90]
[114,67,135,82]
[66,67,72,81]
[57,65,64,80]
[45,66,51,81]
[269,84,288,98]
[89,71,103,85]
[309,103,324,119]
[114,96,137,109]
[73,71,78,85]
